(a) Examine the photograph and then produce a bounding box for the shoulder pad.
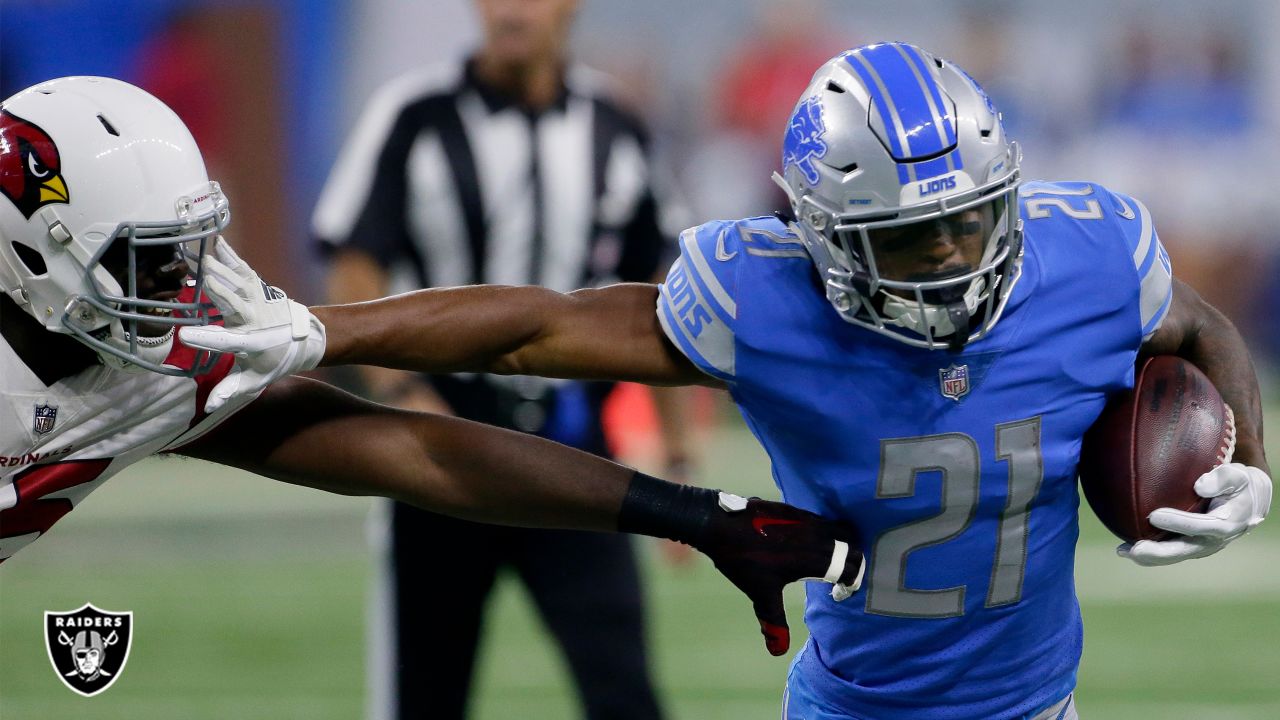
[1022,181,1172,340]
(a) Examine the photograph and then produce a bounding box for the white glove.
[178,239,326,414]
[1118,463,1272,566]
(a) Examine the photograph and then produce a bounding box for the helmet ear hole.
[96,114,120,137]
[11,241,47,276]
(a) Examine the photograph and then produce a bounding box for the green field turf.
[2,407,1278,720]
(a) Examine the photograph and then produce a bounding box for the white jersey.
[0,334,253,562]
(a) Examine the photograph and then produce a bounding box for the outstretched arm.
[1120,278,1271,565]
[314,283,718,387]
[181,376,633,528]
[178,239,720,409]
[178,377,863,655]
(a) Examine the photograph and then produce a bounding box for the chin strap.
[944,300,971,352]
[880,276,983,348]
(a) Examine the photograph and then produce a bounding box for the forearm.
[314,285,550,375]
[183,377,630,530]
[324,248,454,402]
[1176,318,1266,474]
[318,411,635,530]
[312,283,714,386]
[1144,287,1268,474]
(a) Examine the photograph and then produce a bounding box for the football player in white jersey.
[0,76,867,656]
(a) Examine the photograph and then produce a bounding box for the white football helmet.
[0,76,227,375]
[774,42,1022,350]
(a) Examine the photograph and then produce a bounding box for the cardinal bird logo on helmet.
[0,109,70,219]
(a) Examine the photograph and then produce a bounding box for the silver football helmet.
[774,42,1022,350]
[0,76,227,374]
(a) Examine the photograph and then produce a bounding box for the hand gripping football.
[1079,356,1236,542]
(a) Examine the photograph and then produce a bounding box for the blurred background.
[2,0,1278,718]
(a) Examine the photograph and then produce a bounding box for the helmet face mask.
[0,76,227,376]
[775,43,1024,351]
[66,199,227,374]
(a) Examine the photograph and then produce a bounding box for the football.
[1078,356,1236,543]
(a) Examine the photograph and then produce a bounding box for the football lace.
[1217,403,1237,465]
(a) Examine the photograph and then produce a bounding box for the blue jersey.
[657,181,1173,720]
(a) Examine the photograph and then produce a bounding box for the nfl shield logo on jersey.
[44,603,133,697]
[939,364,970,401]
[33,400,57,434]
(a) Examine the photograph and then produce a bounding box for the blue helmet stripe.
[847,43,950,160]
[844,50,907,159]
[898,44,957,147]
[912,153,954,182]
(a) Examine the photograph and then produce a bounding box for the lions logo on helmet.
[774,42,1023,351]
[782,96,828,187]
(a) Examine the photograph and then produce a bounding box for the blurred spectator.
[947,8,1042,146]
[685,0,845,219]
[713,1,839,143]
[130,5,295,300]
[1082,20,1272,361]
[1100,24,1253,136]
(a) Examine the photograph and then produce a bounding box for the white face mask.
[879,276,987,339]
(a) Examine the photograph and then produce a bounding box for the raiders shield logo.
[33,401,57,435]
[939,364,970,401]
[44,603,133,697]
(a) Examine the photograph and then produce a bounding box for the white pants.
[1029,693,1078,720]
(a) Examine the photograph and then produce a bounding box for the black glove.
[618,473,865,656]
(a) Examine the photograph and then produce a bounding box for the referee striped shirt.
[312,58,680,293]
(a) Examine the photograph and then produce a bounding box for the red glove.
[618,473,864,656]
[695,492,864,655]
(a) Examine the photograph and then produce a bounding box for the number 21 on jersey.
[866,417,1043,618]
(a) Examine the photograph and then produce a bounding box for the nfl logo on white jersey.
[939,364,970,401]
[33,401,58,434]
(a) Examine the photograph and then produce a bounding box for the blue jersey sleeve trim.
[653,220,746,380]
[1141,285,1173,341]
[656,282,734,381]
[681,229,738,328]
[680,226,738,320]
[1127,197,1173,338]
[1127,195,1154,266]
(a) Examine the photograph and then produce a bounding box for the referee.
[312,1,683,718]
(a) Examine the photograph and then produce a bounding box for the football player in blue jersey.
[187,43,1271,720]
